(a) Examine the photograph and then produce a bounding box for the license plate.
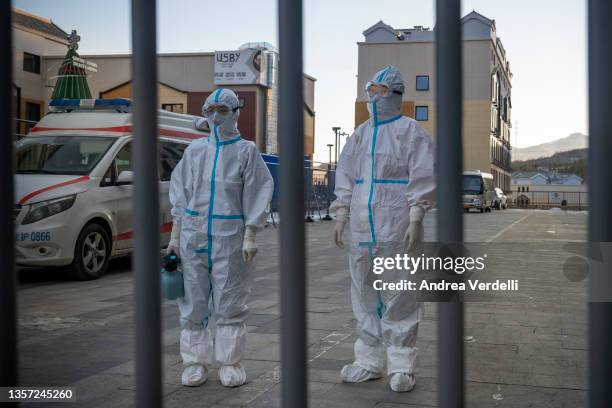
[15,231,52,242]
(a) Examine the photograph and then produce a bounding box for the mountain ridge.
[512,133,587,161]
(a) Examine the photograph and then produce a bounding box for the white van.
[462,171,495,213]
[14,98,208,280]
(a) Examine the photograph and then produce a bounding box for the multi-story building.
[12,7,68,135]
[357,11,512,191]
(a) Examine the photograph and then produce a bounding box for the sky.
[15,0,587,162]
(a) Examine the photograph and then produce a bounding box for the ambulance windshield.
[15,136,116,176]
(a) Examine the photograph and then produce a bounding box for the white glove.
[166,219,181,255]
[333,207,349,249]
[242,226,257,262]
[403,206,425,253]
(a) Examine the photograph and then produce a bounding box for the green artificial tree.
[51,30,92,99]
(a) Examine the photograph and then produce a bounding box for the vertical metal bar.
[131,1,161,407]
[588,0,612,406]
[278,0,307,406]
[435,0,464,407]
[0,2,18,399]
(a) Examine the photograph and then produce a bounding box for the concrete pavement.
[17,209,588,407]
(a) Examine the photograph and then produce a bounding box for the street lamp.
[338,131,349,156]
[332,127,340,164]
[326,144,334,166]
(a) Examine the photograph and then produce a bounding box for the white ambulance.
[14,98,208,280]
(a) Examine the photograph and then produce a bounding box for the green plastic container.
[161,254,184,300]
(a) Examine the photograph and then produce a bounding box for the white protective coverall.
[169,88,274,387]
[331,66,436,391]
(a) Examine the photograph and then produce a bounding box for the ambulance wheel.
[70,223,111,280]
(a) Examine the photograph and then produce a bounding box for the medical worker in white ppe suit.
[167,88,274,387]
[331,66,436,392]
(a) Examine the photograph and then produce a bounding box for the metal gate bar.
[0,2,18,402]
[588,0,612,406]
[131,1,162,407]
[435,0,465,407]
[278,0,307,406]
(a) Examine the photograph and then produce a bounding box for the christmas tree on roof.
[51,30,93,99]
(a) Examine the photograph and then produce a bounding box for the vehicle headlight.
[22,195,76,225]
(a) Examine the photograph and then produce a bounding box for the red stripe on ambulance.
[18,176,90,205]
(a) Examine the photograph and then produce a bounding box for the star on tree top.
[68,30,80,50]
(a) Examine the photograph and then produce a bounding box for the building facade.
[357,11,512,191]
[12,8,68,135]
[44,51,316,156]
[510,171,587,209]
[12,8,316,156]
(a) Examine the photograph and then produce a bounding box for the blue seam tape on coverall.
[377,66,391,82]
[367,98,396,320]
[212,214,244,220]
[213,88,222,103]
[217,135,241,145]
[185,208,200,216]
[374,179,409,184]
[203,126,242,320]
[366,245,387,319]
[367,102,378,245]
[205,125,222,316]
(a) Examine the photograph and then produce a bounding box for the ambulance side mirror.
[116,170,134,185]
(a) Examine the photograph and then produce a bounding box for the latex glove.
[166,219,181,255]
[242,226,257,262]
[333,207,349,249]
[403,206,425,253]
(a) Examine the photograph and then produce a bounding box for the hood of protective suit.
[202,88,240,139]
[366,66,405,123]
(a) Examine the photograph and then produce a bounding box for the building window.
[415,106,428,121]
[416,75,429,91]
[25,102,41,133]
[23,52,40,74]
[161,103,184,113]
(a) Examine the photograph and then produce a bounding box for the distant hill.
[512,133,588,161]
[512,148,587,180]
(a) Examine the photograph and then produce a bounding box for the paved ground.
[17,209,588,407]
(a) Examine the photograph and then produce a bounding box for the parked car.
[462,171,495,213]
[14,98,208,280]
[493,187,507,209]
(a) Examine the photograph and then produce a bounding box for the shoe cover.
[182,364,207,387]
[219,363,246,387]
[340,363,382,383]
[389,373,415,392]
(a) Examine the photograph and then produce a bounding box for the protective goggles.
[365,82,403,97]
[204,104,234,116]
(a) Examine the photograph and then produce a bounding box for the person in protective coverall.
[331,66,436,392]
[167,88,274,388]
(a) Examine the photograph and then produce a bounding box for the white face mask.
[211,111,228,126]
